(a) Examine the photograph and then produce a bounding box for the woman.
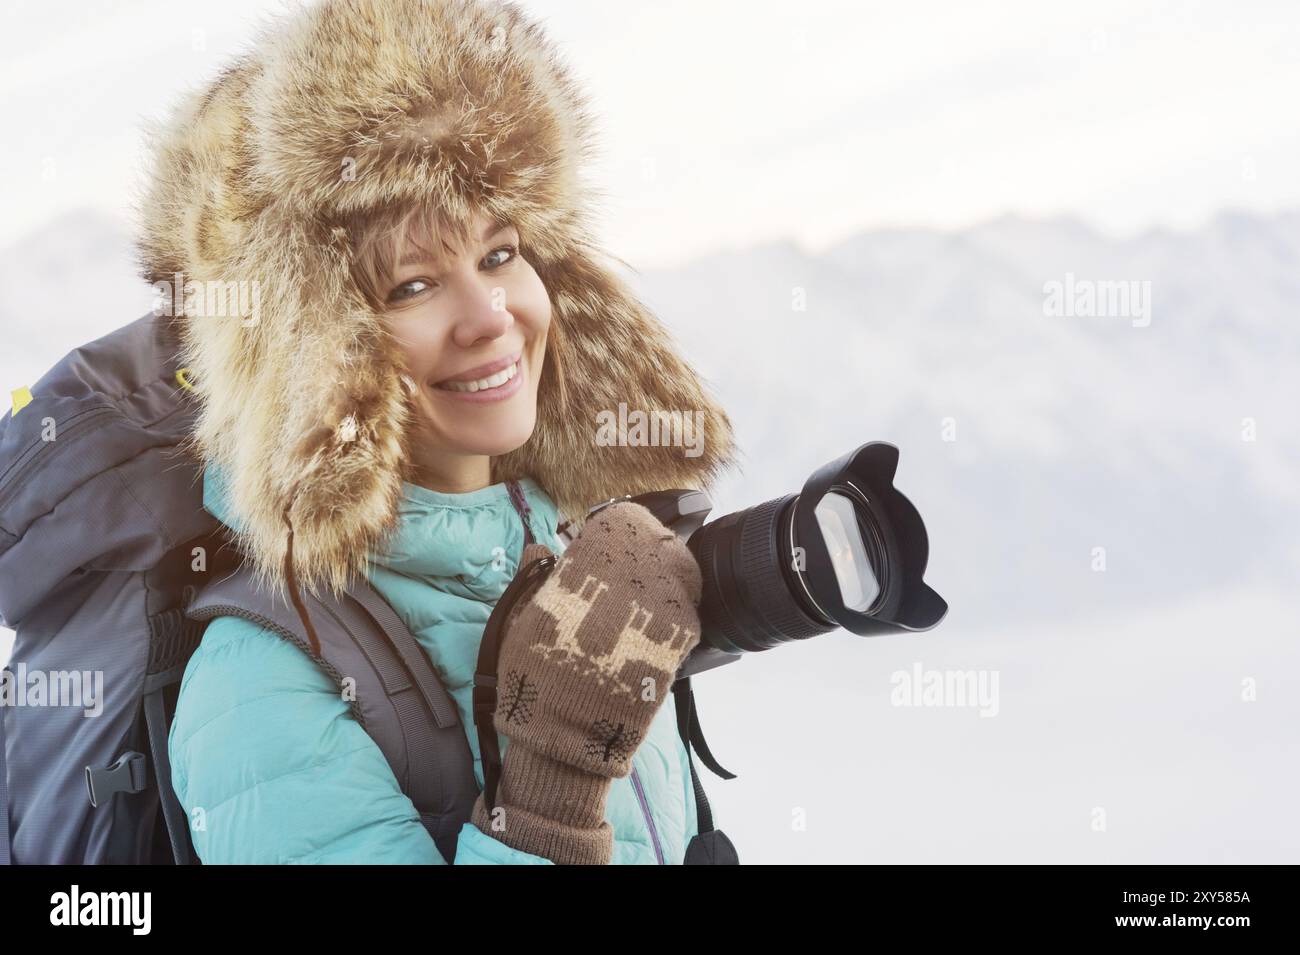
[146,0,738,863]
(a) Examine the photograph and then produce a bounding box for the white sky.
[2,0,1298,268]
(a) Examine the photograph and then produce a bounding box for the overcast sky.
[2,0,1298,267]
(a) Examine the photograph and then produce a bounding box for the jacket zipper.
[0,404,118,510]
[630,764,666,865]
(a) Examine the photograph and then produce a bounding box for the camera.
[588,442,948,677]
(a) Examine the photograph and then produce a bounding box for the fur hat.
[135,0,737,597]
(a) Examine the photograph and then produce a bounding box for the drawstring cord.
[505,479,535,548]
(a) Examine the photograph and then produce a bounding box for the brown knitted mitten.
[470,502,703,864]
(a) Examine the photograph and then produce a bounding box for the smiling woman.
[0,0,740,870]
[346,203,553,494]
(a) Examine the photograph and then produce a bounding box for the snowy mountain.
[632,211,1300,630]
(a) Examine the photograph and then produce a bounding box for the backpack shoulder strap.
[185,564,478,863]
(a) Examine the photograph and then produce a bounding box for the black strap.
[345,581,461,729]
[473,550,557,809]
[684,827,740,864]
[142,686,195,865]
[675,687,715,832]
[475,478,543,808]
[673,677,741,864]
[142,608,205,865]
[674,677,737,782]
[672,677,736,829]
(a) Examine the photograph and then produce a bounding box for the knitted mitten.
[470,502,703,864]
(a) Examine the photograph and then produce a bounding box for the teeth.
[438,362,518,393]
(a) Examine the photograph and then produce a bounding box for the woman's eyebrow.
[397,220,513,269]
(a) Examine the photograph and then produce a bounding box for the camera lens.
[630,443,946,664]
[813,488,881,614]
[689,494,837,654]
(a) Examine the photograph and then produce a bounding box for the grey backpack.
[0,312,734,865]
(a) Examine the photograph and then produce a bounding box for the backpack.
[0,311,738,865]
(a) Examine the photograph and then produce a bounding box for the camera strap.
[475,479,547,808]
[473,546,554,811]
[673,676,740,864]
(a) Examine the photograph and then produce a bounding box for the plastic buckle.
[85,751,148,808]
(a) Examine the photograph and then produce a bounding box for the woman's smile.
[431,352,525,403]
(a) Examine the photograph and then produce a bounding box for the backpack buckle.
[85,751,148,808]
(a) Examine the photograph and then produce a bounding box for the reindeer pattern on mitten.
[526,513,699,699]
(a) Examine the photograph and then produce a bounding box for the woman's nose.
[449,278,513,349]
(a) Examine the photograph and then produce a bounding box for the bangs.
[347,203,478,311]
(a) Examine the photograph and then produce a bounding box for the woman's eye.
[482,244,518,270]
[387,279,433,304]
[385,244,516,305]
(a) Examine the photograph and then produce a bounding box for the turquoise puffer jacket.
[168,467,702,864]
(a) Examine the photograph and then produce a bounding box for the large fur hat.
[135,0,737,596]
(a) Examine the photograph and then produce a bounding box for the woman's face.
[381,212,551,483]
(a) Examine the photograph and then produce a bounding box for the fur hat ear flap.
[275,364,412,598]
[177,213,414,598]
[272,367,409,656]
